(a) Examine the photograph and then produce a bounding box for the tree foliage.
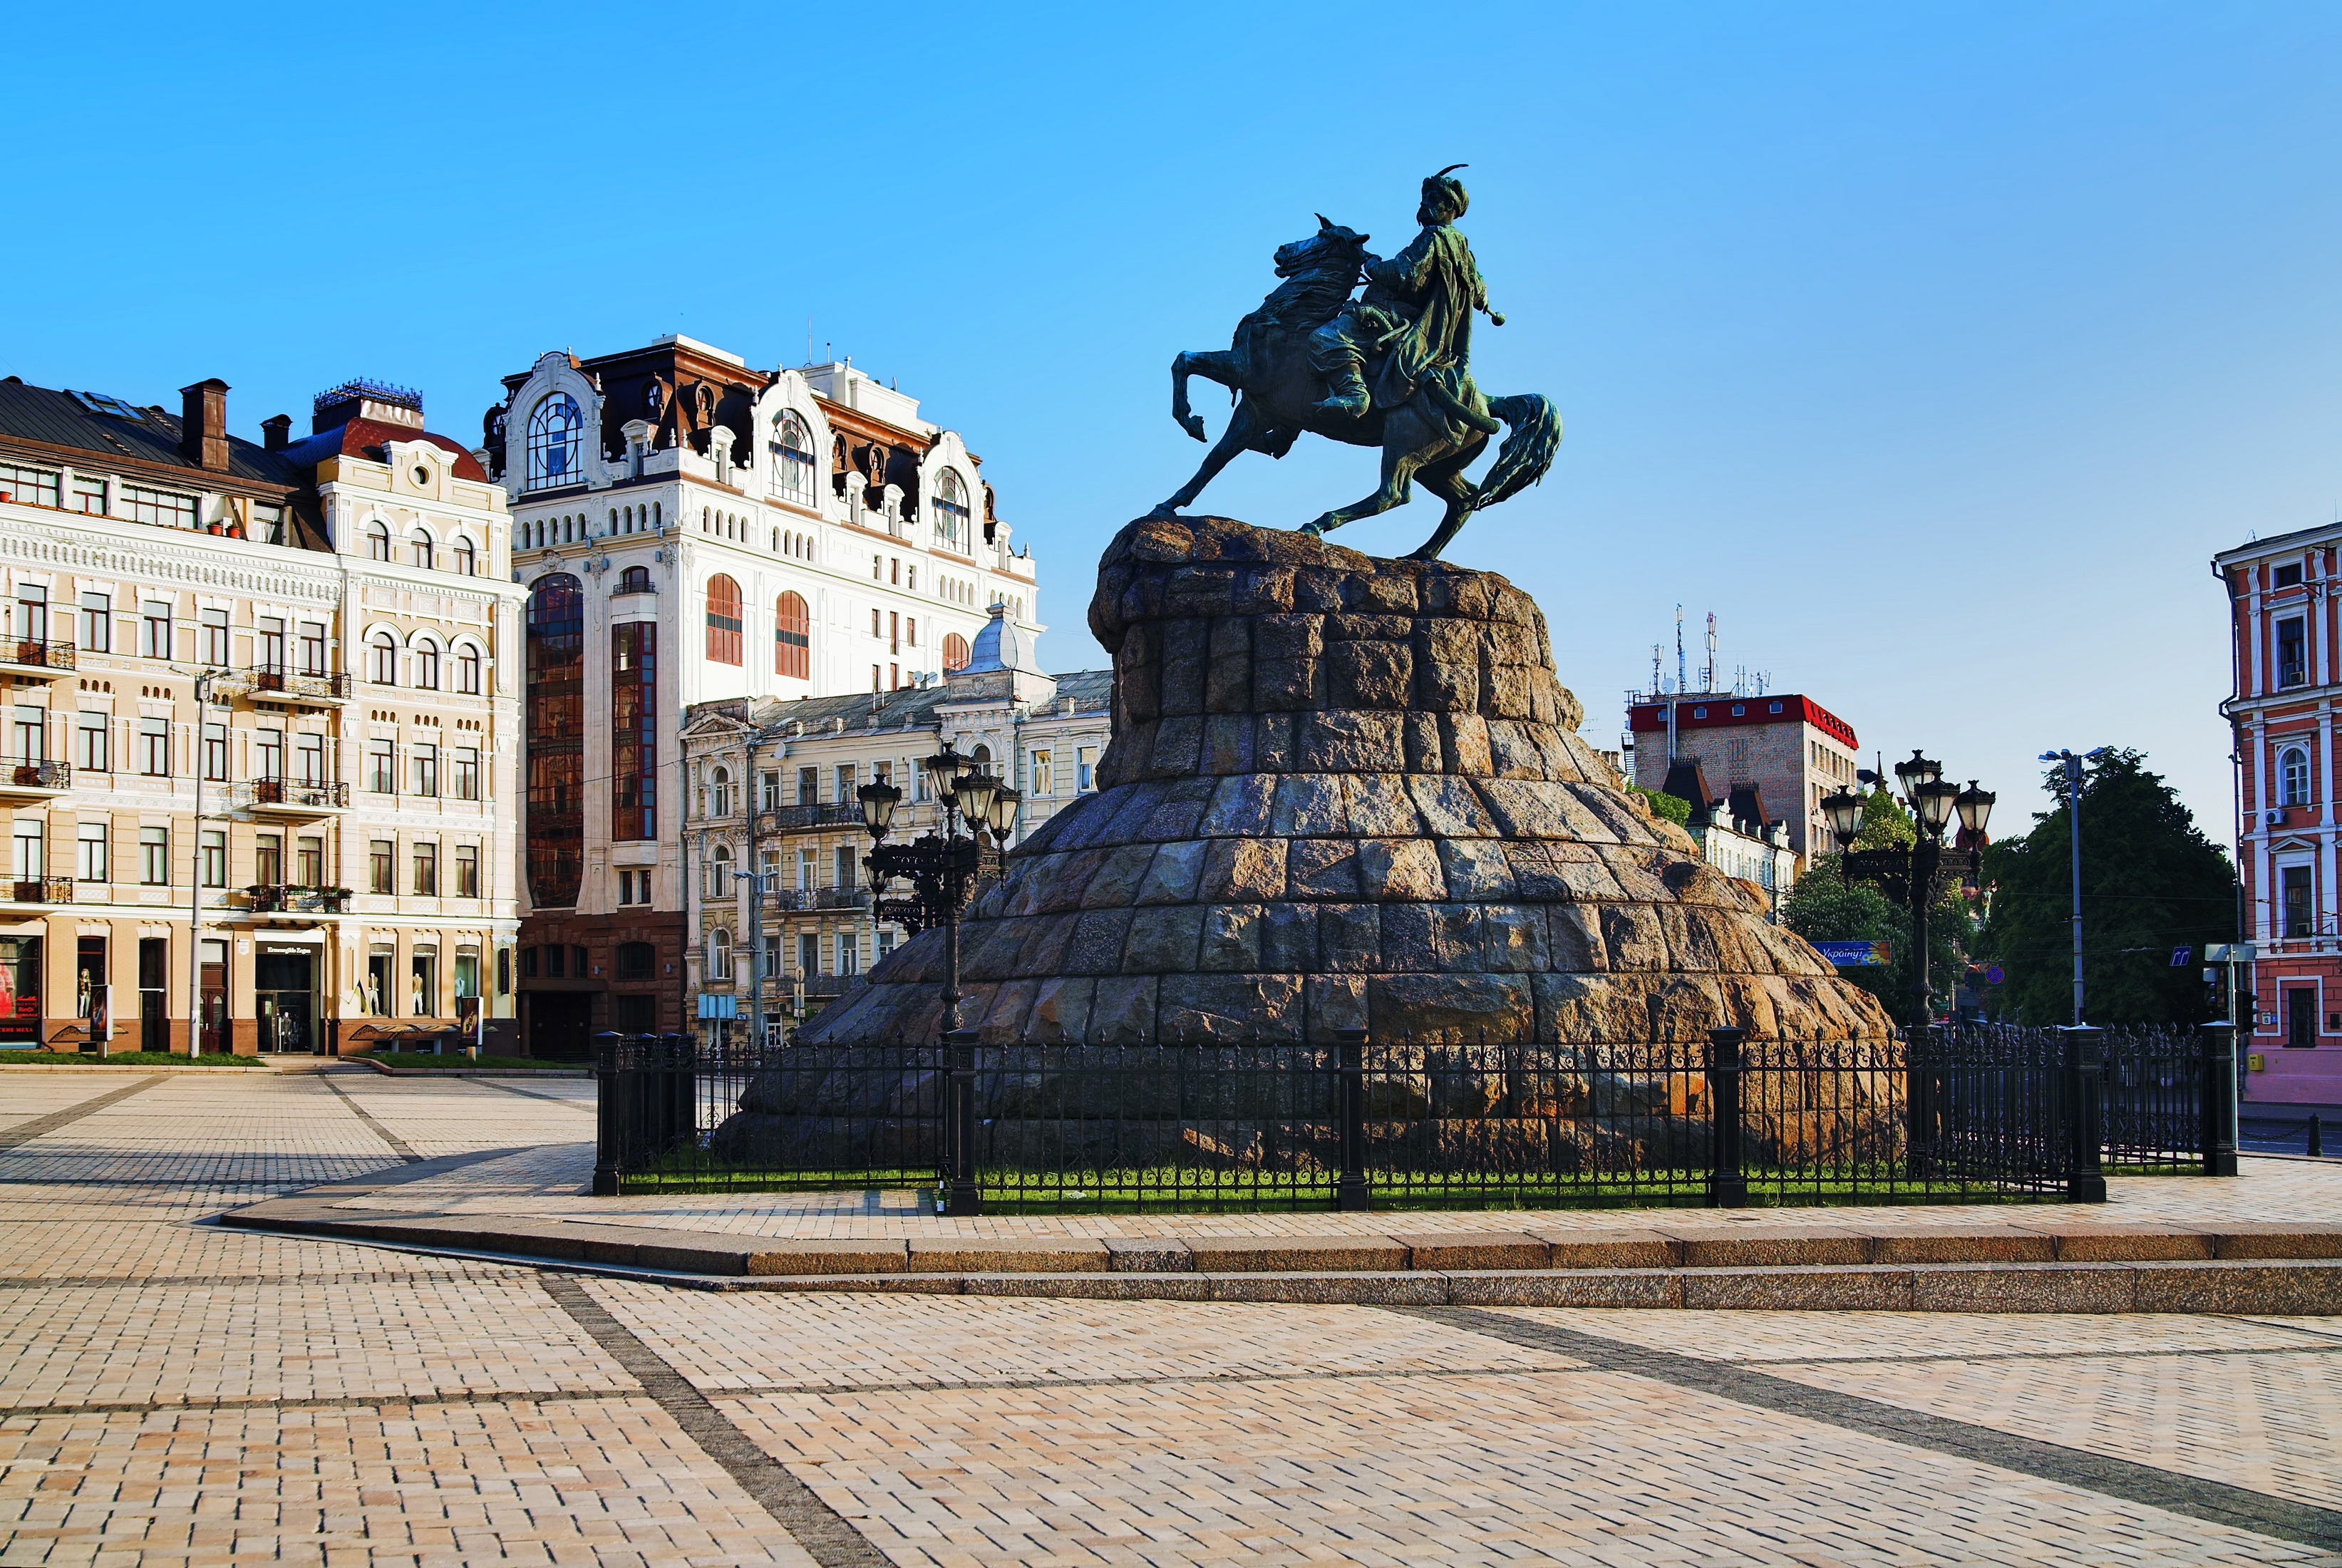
[1629,785,1691,825]
[1783,850,1969,1016]
[1975,749,2237,1026]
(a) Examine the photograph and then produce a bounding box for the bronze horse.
[1151,217,1561,560]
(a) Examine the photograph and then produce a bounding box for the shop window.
[616,942,654,980]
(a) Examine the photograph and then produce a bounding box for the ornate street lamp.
[1833,755,1993,1026]
[855,745,999,1033]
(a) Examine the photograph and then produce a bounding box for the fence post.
[1334,1027,1370,1212]
[2061,1025,2107,1202]
[941,1026,982,1215]
[1706,1027,1748,1209]
[1904,1023,1934,1180]
[2201,1022,2239,1177]
[590,1031,624,1197]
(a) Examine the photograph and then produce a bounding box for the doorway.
[138,938,167,1053]
[254,947,316,1054]
[199,939,227,1055]
[530,991,593,1060]
[2287,987,2318,1051]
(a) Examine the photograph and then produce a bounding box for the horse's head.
[1274,214,1371,280]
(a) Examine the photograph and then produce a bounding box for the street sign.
[2207,944,2257,963]
[2170,947,2192,966]
[696,994,738,1019]
[1984,965,2004,985]
[1814,940,1892,968]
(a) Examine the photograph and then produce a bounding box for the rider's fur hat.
[1421,165,1470,222]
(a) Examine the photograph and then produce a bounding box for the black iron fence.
[592,1021,2242,1209]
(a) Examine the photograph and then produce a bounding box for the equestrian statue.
[1150,167,1560,560]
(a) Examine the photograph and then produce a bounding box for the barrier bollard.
[1334,1028,1370,1212]
[943,1027,981,1215]
[1706,1027,1748,1209]
[2201,1023,2239,1177]
[590,1031,624,1197]
[2060,1026,2108,1203]
[2312,1114,2326,1158]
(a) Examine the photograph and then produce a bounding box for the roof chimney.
[179,379,230,472]
[260,413,292,452]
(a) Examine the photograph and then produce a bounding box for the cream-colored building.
[681,607,1107,1032]
[0,374,520,1053]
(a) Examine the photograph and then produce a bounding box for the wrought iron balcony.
[0,639,74,679]
[814,886,872,910]
[245,884,352,914]
[242,778,351,815]
[11,877,71,904]
[798,971,868,998]
[755,803,862,832]
[244,666,352,703]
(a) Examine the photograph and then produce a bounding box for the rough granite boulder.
[800,515,1894,1046]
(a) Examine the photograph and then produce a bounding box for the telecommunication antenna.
[1674,606,1686,696]
[1703,612,1718,694]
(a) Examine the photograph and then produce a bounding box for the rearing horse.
[1150,217,1560,560]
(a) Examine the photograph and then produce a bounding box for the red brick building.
[1625,693,1861,862]
[2215,525,2342,1108]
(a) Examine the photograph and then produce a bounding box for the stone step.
[223,1202,2342,1311]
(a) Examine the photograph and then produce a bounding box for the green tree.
[1783,849,1970,1017]
[1975,749,2237,1026]
[1628,785,1691,825]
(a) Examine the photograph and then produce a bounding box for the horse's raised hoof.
[1144,502,1182,522]
[1180,414,1207,443]
[1299,521,1325,538]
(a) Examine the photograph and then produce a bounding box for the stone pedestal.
[803,516,1892,1046]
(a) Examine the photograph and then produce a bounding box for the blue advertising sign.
[696,994,738,1019]
[1814,940,1892,968]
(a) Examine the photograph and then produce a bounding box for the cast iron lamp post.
[854,743,1018,1033]
[1821,751,1996,1026]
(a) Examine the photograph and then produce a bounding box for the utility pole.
[2040,748,2104,1026]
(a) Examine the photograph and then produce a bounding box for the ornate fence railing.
[590,1022,2240,1207]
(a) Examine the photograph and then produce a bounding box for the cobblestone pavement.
[6,1069,2342,1565]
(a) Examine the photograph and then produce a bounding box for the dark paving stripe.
[0,1269,524,1289]
[314,1075,422,1162]
[0,1076,170,1152]
[2,1387,635,1418]
[458,1076,590,1105]
[542,1274,887,1568]
[1403,1305,2342,1554]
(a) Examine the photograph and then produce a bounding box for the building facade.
[486,336,1043,1054]
[681,608,1108,1033]
[0,374,520,1053]
[2214,524,2342,1106]
[1650,755,1799,914]
[1626,693,1861,862]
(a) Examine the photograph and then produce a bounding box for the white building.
[485,335,1044,1053]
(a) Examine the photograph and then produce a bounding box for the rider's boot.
[1314,361,1370,419]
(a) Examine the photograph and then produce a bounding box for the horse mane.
[1237,234,1364,346]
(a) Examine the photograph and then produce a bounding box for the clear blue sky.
[6,2,2338,842]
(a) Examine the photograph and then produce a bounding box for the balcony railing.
[246,884,353,914]
[12,877,71,904]
[245,778,351,810]
[798,972,868,998]
[755,803,863,832]
[1,760,70,791]
[246,667,352,702]
[0,639,74,672]
[763,886,874,912]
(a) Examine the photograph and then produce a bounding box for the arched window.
[770,411,815,504]
[369,631,398,684]
[2281,747,2312,808]
[705,574,743,664]
[706,926,732,979]
[453,537,477,576]
[775,592,811,679]
[409,532,434,570]
[933,470,970,551]
[706,846,733,898]
[943,632,971,672]
[366,520,391,561]
[414,640,440,690]
[710,767,733,817]
[456,644,482,695]
[619,565,651,593]
[526,393,584,490]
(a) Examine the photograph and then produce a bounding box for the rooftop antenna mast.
[1703,612,1718,695]
[1674,606,1686,697]
[1651,644,1663,698]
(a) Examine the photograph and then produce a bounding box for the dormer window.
[2276,563,2305,587]
[525,393,584,491]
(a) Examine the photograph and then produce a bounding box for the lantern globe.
[954,768,999,826]
[1821,788,1867,846]
[856,779,901,839]
[986,785,1021,837]
[1954,780,1996,837]
[1894,748,1942,807]
[1914,779,1960,837]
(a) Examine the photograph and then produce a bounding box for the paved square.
[4,1066,2342,1565]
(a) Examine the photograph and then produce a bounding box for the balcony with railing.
[243,666,353,706]
[754,803,864,833]
[11,877,71,904]
[244,884,353,915]
[239,778,351,817]
[0,760,71,801]
[763,885,875,912]
[0,639,76,681]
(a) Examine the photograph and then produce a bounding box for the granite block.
[1393,1232,1550,1271]
[1870,1227,2057,1265]
[1207,1271,1448,1305]
[1444,1269,1681,1309]
[1182,1234,1407,1272]
[907,1238,1112,1273]
[1530,1229,1682,1269]
[1679,1265,1915,1311]
[1105,1237,1194,1272]
[1907,1262,2138,1313]
[745,1240,914,1276]
[1660,1227,1874,1268]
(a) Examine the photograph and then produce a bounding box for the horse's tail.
[1477,393,1562,509]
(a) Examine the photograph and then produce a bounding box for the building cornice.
[0,507,341,603]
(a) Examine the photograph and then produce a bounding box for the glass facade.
[612,621,656,842]
[525,575,584,907]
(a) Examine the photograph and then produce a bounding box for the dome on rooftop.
[961,603,1035,674]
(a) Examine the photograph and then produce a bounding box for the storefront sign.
[1813,940,1892,968]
